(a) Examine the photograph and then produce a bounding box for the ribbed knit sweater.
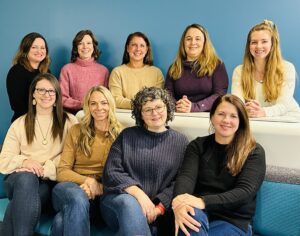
[174,134,266,232]
[59,58,109,111]
[102,126,188,208]
[165,62,228,112]
[6,63,40,122]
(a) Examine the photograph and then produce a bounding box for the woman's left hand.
[245,100,266,117]
[172,193,205,210]
[176,96,192,113]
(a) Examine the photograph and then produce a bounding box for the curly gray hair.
[131,87,175,127]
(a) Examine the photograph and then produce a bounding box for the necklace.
[36,117,52,145]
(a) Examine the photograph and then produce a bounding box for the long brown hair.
[25,73,69,144]
[241,20,284,102]
[168,23,221,80]
[122,32,153,65]
[210,94,256,176]
[13,32,50,73]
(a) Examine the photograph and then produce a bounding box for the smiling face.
[141,99,167,133]
[127,36,148,63]
[27,38,47,69]
[249,30,272,62]
[33,79,56,112]
[89,91,109,123]
[77,34,94,60]
[211,101,240,144]
[184,27,205,61]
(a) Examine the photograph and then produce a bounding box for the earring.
[32,99,36,105]
[53,103,56,107]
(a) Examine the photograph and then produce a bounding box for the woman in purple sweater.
[59,30,109,114]
[165,24,228,113]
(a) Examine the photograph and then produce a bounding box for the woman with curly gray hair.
[100,87,189,236]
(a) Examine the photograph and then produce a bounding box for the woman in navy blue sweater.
[101,87,189,236]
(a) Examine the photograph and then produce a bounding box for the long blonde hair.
[241,20,284,102]
[210,95,256,176]
[77,86,122,157]
[168,24,221,80]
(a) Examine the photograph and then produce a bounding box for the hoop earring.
[32,99,36,105]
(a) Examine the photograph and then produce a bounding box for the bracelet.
[155,203,165,215]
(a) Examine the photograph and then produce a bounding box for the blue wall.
[1,0,300,143]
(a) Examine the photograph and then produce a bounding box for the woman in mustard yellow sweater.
[50,86,122,236]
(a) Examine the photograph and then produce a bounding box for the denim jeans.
[178,208,252,236]
[1,172,54,236]
[100,193,153,236]
[50,182,102,236]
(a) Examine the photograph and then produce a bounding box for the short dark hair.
[71,30,100,62]
[131,87,175,127]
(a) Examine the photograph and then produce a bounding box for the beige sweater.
[56,124,113,185]
[0,113,78,180]
[109,64,164,109]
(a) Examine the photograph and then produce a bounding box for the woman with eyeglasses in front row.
[100,87,189,236]
[0,73,77,236]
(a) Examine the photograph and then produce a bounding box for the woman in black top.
[6,32,50,122]
[173,94,265,236]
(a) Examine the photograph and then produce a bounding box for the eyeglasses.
[142,105,166,116]
[35,88,56,96]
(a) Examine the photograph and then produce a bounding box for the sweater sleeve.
[202,144,266,212]
[56,125,86,184]
[165,72,177,102]
[6,66,29,119]
[102,132,141,193]
[191,63,229,112]
[59,66,82,110]
[173,139,202,197]
[109,68,132,109]
[42,114,78,181]
[0,121,28,174]
[231,65,246,102]
[155,69,164,88]
[263,61,299,116]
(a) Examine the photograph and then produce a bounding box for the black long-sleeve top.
[6,63,40,122]
[174,134,266,232]
[103,126,189,208]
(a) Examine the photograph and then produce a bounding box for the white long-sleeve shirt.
[232,60,299,117]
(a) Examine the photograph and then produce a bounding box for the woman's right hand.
[173,203,201,236]
[125,186,157,223]
[21,159,44,177]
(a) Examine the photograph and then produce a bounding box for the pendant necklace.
[36,117,52,145]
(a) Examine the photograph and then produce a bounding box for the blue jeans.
[1,172,54,236]
[50,182,102,236]
[100,193,153,236]
[178,208,252,236]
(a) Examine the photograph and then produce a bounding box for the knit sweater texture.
[109,64,164,109]
[103,126,188,208]
[0,113,78,180]
[165,62,228,112]
[57,123,113,185]
[6,63,40,122]
[59,58,109,111]
[174,134,266,232]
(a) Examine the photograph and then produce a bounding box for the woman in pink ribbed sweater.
[59,30,109,114]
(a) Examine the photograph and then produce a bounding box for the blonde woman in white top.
[0,73,77,236]
[232,20,299,117]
